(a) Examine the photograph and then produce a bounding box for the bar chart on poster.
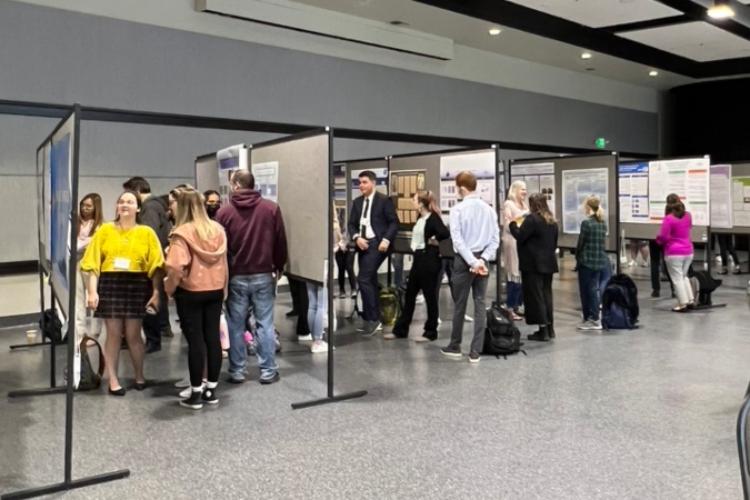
[648,157,710,225]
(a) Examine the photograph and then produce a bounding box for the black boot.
[547,324,556,339]
[527,325,550,342]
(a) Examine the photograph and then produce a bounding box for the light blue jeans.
[225,273,277,380]
[306,283,327,341]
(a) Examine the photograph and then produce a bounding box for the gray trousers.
[448,257,488,354]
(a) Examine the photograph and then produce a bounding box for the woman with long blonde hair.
[502,180,528,320]
[164,186,228,410]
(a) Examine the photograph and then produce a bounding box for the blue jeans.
[391,253,406,289]
[306,283,327,341]
[506,281,523,309]
[226,273,277,380]
[578,265,604,321]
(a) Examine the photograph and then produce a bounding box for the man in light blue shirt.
[441,171,499,363]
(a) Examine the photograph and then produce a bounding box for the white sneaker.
[576,321,592,331]
[311,340,333,353]
[437,318,442,326]
[589,320,603,330]
[464,315,473,322]
[298,334,313,342]
[174,376,191,388]
[179,383,204,398]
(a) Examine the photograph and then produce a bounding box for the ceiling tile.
[506,0,682,28]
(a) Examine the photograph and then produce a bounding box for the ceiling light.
[488,27,502,36]
[707,0,735,19]
[649,70,659,77]
[581,52,593,60]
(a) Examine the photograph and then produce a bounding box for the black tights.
[175,288,223,387]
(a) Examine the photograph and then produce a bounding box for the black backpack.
[482,303,525,358]
[601,274,639,330]
[688,269,721,306]
[40,308,64,343]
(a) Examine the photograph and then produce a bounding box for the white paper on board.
[561,168,608,234]
[732,176,750,227]
[710,165,732,229]
[252,161,280,203]
[648,157,710,226]
[216,144,248,203]
[439,151,496,212]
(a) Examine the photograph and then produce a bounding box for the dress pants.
[393,249,441,337]
[142,282,168,348]
[288,276,309,336]
[521,271,554,326]
[357,239,387,322]
[335,249,356,293]
[448,257,488,354]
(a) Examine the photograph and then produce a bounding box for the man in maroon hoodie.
[215,170,288,384]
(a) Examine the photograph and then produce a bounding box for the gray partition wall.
[511,153,619,252]
[195,153,219,194]
[713,162,750,236]
[251,130,330,284]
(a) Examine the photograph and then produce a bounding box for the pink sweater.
[656,212,693,256]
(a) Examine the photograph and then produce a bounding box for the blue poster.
[50,134,72,303]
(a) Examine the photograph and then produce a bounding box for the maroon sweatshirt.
[215,189,288,276]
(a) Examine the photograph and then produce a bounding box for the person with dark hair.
[347,170,398,336]
[204,189,222,220]
[216,170,288,384]
[575,196,608,331]
[441,171,499,362]
[657,194,694,312]
[75,193,104,340]
[123,176,173,351]
[80,190,164,395]
[509,192,559,342]
[386,191,450,342]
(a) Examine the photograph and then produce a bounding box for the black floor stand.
[8,332,61,399]
[9,339,59,351]
[2,470,131,500]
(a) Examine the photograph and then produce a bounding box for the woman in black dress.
[387,191,450,342]
[509,193,559,342]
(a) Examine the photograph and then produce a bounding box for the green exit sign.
[594,137,608,149]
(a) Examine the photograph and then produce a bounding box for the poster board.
[333,163,347,231]
[508,161,556,217]
[251,131,330,284]
[195,153,219,194]
[216,144,249,202]
[389,170,426,229]
[710,164,732,229]
[36,143,51,274]
[439,150,496,212]
[618,162,649,224]
[715,162,750,235]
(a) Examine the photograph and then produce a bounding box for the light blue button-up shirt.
[449,193,500,268]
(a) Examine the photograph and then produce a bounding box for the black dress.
[509,213,559,326]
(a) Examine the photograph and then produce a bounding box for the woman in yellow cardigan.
[80,190,164,396]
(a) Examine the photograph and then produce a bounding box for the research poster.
[216,144,248,203]
[252,161,279,203]
[512,162,555,217]
[561,168,609,234]
[390,170,425,228]
[50,133,73,319]
[732,176,750,227]
[439,151,496,212]
[710,165,732,229]
[648,157,710,225]
[37,144,52,273]
[350,167,388,201]
[618,162,649,223]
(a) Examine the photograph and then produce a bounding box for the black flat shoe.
[133,381,147,391]
[108,387,126,396]
[527,330,550,342]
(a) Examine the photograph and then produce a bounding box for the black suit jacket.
[348,192,399,246]
[509,213,559,274]
[420,212,450,244]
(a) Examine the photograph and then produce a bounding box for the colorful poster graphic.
[648,157,710,225]
[561,168,609,234]
[618,162,649,223]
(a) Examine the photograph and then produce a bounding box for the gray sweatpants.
[448,257,488,354]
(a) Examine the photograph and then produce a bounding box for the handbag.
[78,335,105,391]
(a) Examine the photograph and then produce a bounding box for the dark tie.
[361,197,370,237]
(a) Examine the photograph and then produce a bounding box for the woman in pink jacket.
[656,194,694,312]
[165,187,228,410]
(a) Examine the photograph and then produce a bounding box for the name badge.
[113,257,131,271]
[360,216,370,227]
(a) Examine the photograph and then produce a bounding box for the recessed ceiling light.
[488,27,502,36]
[707,0,735,19]
[581,52,593,60]
[649,70,659,77]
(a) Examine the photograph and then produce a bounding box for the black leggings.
[335,249,356,293]
[174,288,223,387]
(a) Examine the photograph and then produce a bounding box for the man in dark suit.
[348,170,399,335]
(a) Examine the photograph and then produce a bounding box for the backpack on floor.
[40,308,64,343]
[688,269,722,306]
[379,286,401,327]
[78,335,105,391]
[601,274,639,330]
[482,303,525,358]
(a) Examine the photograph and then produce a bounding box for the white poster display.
[512,162,555,217]
[710,164,732,229]
[732,176,750,227]
[561,168,609,234]
[252,161,279,203]
[350,167,388,200]
[618,162,649,223]
[439,151,496,212]
[216,144,248,202]
[648,157,710,226]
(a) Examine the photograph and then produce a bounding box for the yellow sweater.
[80,222,164,277]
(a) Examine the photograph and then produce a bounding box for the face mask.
[206,204,220,218]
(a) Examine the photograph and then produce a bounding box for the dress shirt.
[410,214,428,251]
[449,193,500,268]
[359,192,376,239]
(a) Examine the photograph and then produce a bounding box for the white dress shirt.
[449,193,500,268]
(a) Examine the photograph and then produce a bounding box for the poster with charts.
[439,151,496,212]
[648,157,710,226]
[216,144,248,203]
[710,165,732,229]
[511,162,555,217]
[252,161,279,203]
[732,176,750,227]
[618,162,649,223]
[561,168,609,234]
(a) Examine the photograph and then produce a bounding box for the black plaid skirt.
[95,272,151,319]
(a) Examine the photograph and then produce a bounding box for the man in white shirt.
[441,171,499,363]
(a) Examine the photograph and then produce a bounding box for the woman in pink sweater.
[656,195,694,312]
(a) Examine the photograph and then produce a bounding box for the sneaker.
[651,290,660,298]
[577,321,593,331]
[259,372,280,385]
[415,331,437,343]
[311,340,333,353]
[227,374,245,384]
[441,346,462,358]
[298,334,313,342]
[383,332,397,340]
[359,321,382,337]
[179,390,203,410]
[351,290,358,299]
[201,387,219,405]
[174,376,191,388]
[589,320,603,330]
[178,386,192,399]
[468,352,481,363]
[437,318,442,326]
[464,315,473,322]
